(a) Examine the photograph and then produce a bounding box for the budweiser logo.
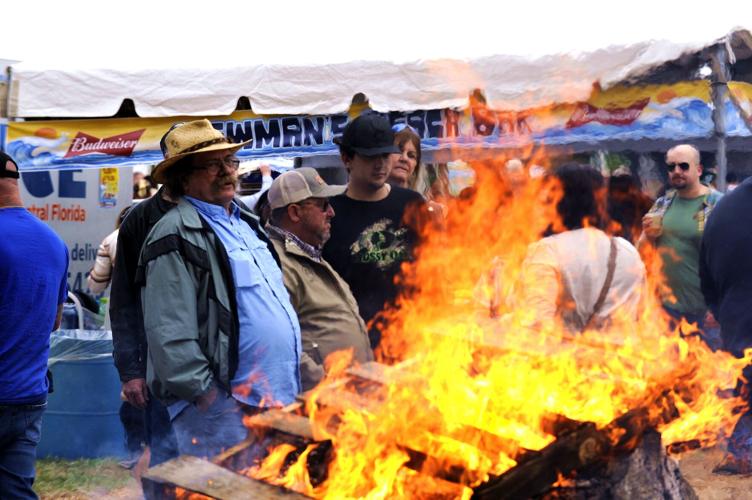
[566,98,650,129]
[64,129,145,158]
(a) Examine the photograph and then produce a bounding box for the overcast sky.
[3,0,751,68]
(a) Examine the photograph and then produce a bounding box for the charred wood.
[473,389,687,499]
[473,422,609,500]
[538,431,698,500]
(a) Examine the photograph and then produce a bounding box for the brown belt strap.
[582,237,618,331]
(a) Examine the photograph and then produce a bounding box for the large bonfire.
[245,152,751,499]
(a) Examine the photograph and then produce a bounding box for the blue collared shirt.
[185,196,302,407]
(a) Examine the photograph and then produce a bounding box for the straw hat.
[152,119,250,183]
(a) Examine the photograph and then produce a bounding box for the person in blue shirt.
[137,120,302,459]
[700,176,752,474]
[0,152,69,499]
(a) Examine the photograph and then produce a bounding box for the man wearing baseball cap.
[266,168,373,389]
[0,152,69,498]
[324,112,427,348]
[136,119,302,459]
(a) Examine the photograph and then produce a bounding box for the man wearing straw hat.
[137,119,302,459]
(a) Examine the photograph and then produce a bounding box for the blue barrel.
[37,330,127,459]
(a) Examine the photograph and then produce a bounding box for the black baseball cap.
[0,152,20,179]
[333,112,400,156]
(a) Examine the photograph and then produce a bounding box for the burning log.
[473,421,610,499]
[472,390,690,499]
[539,430,698,500]
[230,409,333,488]
[210,408,323,477]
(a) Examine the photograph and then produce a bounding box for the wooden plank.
[345,359,419,385]
[211,437,260,467]
[245,409,316,441]
[345,361,392,384]
[143,455,308,500]
[295,378,349,405]
[298,383,382,414]
[452,424,525,459]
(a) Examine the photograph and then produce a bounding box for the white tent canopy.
[7,34,737,118]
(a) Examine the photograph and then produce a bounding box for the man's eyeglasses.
[298,199,331,212]
[195,157,240,175]
[666,162,691,172]
[392,123,420,137]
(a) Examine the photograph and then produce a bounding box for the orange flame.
[247,151,750,498]
[174,487,213,500]
[243,443,318,496]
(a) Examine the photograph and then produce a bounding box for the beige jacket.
[270,233,374,390]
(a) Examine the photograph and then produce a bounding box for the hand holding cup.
[642,213,663,239]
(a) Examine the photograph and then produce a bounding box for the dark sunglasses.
[666,162,691,172]
[298,199,331,212]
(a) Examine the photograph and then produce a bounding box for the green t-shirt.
[657,195,706,313]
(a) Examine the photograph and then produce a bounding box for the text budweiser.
[64,129,145,158]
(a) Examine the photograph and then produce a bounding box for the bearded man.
[138,119,302,458]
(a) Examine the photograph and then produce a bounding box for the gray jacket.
[136,198,279,404]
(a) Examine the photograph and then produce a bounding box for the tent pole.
[3,67,11,122]
[710,43,731,192]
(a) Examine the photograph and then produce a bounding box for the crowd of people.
[2,111,752,499]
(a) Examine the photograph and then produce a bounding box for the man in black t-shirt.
[324,112,426,348]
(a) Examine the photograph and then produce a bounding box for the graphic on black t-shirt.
[349,218,409,269]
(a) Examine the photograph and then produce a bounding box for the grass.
[35,458,136,499]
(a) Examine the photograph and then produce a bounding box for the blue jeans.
[120,402,146,455]
[145,395,178,467]
[140,395,180,500]
[171,393,249,459]
[0,403,45,500]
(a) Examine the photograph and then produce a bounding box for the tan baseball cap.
[268,167,346,210]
